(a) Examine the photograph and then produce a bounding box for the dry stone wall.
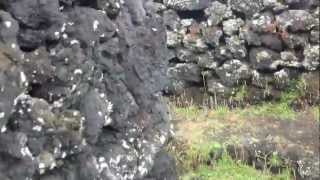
[163,0,319,105]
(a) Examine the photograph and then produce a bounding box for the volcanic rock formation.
[0,0,176,180]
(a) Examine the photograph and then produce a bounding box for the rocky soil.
[163,0,319,105]
[0,0,176,180]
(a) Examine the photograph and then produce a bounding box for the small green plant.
[174,105,202,121]
[233,85,249,102]
[169,103,302,179]
[169,137,293,180]
[281,77,313,105]
[182,153,292,180]
[184,142,223,170]
[313,106,320,121]
[214,105,230,120]
[269,152,283,167]
[238,82,304,121]
[241,102,297,121]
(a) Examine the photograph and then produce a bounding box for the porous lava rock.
[0,0,176,180]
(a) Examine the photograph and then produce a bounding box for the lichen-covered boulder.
[222,18,244,36]
[228,0,264,17]
[216,59,252,86]
[168,63,202,83]
[276,10,316,32]
[249,11,275,33]
[303,45,320,70]
[202,25,224,47]
[205,1,233,26]
[164,0,211,11]
[263,0,288,12]
[282,33,309,49]
[225,36,247,60]
[260,34,283,51]
[163,9,181,31]
[197,51,218,69]
[182,35,208,53]
[284,0,319,9]
[4,0,61,29]
[239,28,262,46]
[249,48,281,71]
[167,31,181,48]
[206,77,233,96]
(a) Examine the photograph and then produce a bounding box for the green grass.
[214,106,231,120]
[173,89,301,122]
[312,106,319,121]
[168,140,292,180]
[171,100,317,179]
[182,153,292,180]
[269,152,283,167]
[183,142,223,169]
[174,101,298,122]
[173,76,318,122]
[170,77,318,179]
[236,86,303,121]
[239,102,297,121]
[174,105,202,120]
[232,85,249,102]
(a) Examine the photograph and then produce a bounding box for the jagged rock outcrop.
[163,0,320,106]
[0,0,176,180]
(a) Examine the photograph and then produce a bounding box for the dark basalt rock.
[216,59,252,86]
[202,25,224,47]
[5,0,62,29]
[276,10,316,32]
[260,34,283,52]
[167,63,202,83]
[205,1,233,26]
[249,47,281,71]
[146,150,177,180]
[0,0,176,180]
[284,0,319,9]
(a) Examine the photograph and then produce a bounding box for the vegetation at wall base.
[168,84,319,179]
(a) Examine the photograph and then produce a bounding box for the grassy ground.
[171,101,317,126]
[182,154,292,180]
[167,75,319,179]
[169,105,318,179]
[169,138,293,180]
[168,98,319,179]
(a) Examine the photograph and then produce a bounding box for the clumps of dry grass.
[167,128,293,180]
[170,71,320,111]
[297,72,320,106]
